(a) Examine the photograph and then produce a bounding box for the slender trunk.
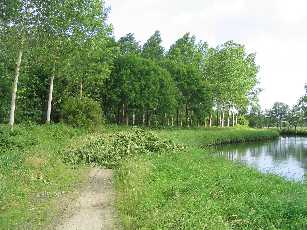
[227,112,230,127]
[216,111,219,126]
[125,104,129,126]
[232,113,235,126]
[209,114,212,127]
[46,72,55,124]
[80,79,83,97]
[235,115,238,126]
[176,108,179,126]
[142,111,145,126]
[146,111,151,126]
[171,116,174,126]
[9,49,23,129]
[122,103,125,124]
[221,111,225,127]
[132,111,135,126]
[186,104,189,127]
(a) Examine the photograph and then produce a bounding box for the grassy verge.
[115,128,307,229]
[155,127,279,147]
[0,124,89,229]
[280,128,307,136]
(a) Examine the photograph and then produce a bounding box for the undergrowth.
[62,128,183,168]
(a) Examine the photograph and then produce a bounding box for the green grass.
[115,128,307,229]
[280,128,307,136]
[0,124,89,229]
[155,127,279,147]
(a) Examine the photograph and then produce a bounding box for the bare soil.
[55,168,119,230]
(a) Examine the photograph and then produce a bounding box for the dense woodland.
[0,0,306,129]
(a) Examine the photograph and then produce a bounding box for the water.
[215,137,307,182]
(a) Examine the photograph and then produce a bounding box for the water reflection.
[214,137,307,182]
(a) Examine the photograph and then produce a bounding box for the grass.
[155,127,279,147]
[0,124,89,229]
[115,128,307,229]
[280,128,307,136]
[1,125,305,229]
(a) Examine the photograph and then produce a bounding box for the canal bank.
[115,128,307,229]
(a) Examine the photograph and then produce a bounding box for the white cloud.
[107,0,307,109]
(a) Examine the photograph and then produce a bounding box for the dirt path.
[55,168,119,230]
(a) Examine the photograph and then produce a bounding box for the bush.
[62,128,183,168]
[62,97,103,128]
[0,125,37,152]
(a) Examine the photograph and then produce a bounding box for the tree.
[270,102,289,128]
[166,33,210,126]
[142,31,164,60]
[1,0,45,129]
[205,41,259,126]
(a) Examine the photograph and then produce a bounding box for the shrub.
[62,128,183,168]
[0,125,37,152]
[62,97,103,128]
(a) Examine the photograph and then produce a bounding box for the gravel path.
[55,168,119,230]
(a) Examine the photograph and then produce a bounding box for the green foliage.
[0,125,37,151]
[62,97,103,128]
[62,128,182,168]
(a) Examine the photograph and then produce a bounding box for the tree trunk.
[186,104,189,127]
[221,111,225,127]
[232,113,235,126]
[142,111,145,126]
[227,112,230,127]
[80,79,83,97]
[132,111,135,126]
[122,103,125,124]
[209,114,212,127]
[176,108,179,126]
[235,115,238,126]
[171,116,174,126]
[125,105,129,126]
[46,73,55,124]
[9,49,23,129]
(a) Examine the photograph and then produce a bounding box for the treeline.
[0,0,259,128]
[248,85,307,129]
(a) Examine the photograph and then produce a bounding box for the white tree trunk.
[227,112,230,127]
[209,114,212,127]
[46,72,55,124]
[132,111,135,126]
[9,49,23,129]
[221,111,225,127]
[142,112,145,125]
[171,116,174,126]
[80,80,83,97]
[235,115,238,126]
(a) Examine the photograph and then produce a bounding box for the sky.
[106,0,307,109]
